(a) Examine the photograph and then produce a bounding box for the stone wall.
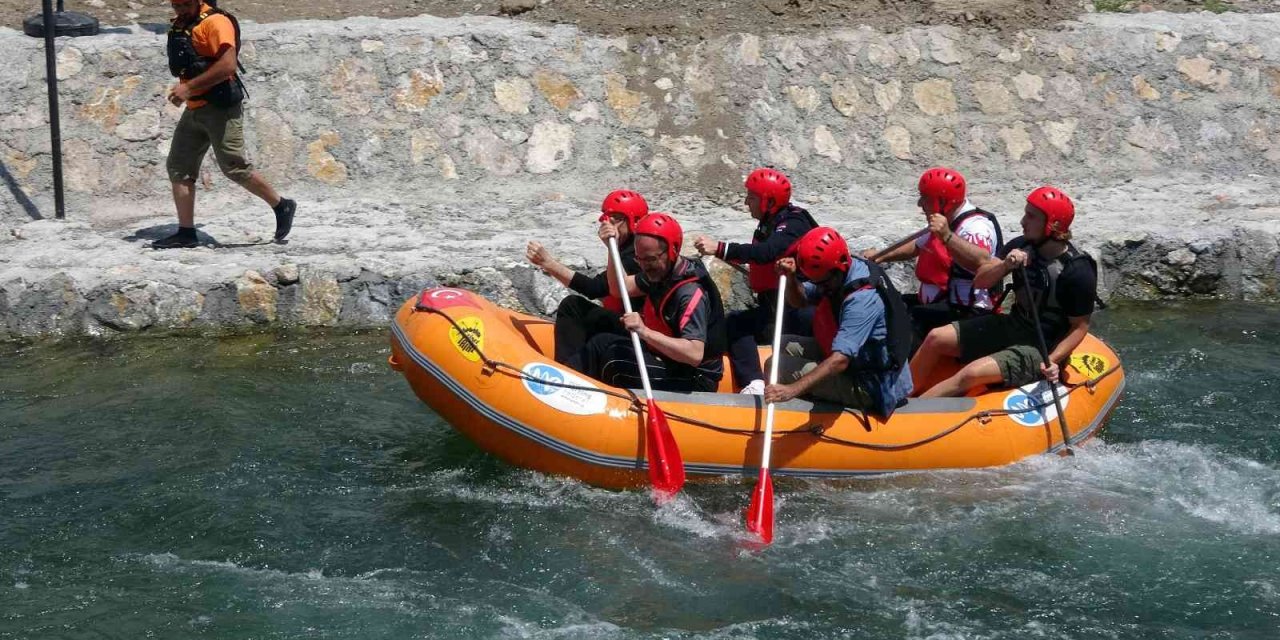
[0,11,1278,337]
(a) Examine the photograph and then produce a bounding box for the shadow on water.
[0,157,42,220]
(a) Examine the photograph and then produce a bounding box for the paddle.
[745,273,788,544]
[608,236,686,501]
[1018,266,1074,456]
[869,227,930,262]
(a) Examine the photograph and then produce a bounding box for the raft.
[389,287,1125,489]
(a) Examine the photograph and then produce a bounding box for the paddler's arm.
[1043,316,1090,383]
[526,241,577,288]
[620,313,705,366]
[931,213,991,273]
[763,352,849,403]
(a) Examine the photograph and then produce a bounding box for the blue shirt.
[802,261,913,414]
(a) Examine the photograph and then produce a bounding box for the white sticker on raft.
[1003,380,1071,427]
[521,363,608,416]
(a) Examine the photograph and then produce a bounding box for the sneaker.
[739,379,765,395]
[273,198,296,242]
[151,231,198,249]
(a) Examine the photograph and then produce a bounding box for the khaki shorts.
[765,336,873,409]
[166,104,253,183]
[953,314,1049,388]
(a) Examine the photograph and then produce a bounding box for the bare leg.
[910,324,960,395]
[919,356,1004,398]
[238,171,281,208]
[172,179,196,227]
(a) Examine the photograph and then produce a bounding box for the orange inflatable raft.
[389,287,1125,489]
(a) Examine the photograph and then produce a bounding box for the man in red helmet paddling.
[763,227,913,418]
[693,168,819,395]
[566,213,728,392]
[866,168,1003,350]
[911,186,1099,397]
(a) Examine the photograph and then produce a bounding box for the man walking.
[155,0,296,249]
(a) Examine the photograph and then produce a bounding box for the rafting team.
[526,168,1099,419]
[157,2,1098,418]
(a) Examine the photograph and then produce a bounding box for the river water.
[2,302,1278,639]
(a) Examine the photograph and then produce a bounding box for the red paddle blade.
[745,468,774,544]
[645,399,685,502]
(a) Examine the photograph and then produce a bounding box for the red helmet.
[633,213,683,262]
[791,226,851,281]
[1027,186,1075,240]
[599,189,649,230]
[744,168,792,215]
[918,167,967,215]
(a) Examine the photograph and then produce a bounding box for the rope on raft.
[412,300,1120,452]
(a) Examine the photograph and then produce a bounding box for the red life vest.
[914,234,952,289]
[642,276,700,337]
[601,295,624,313]
[748,261,776,293]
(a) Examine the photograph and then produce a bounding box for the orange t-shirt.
[180,3,237,109]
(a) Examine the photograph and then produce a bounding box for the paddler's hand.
[1041,361,1060,383]
[927,213,950,241]
[621,312,645,336]
[598,221,619,244]
[860,248,880,261]
[1003,248,1029,270]
[763,383,797,404]
[693,235,718,256]
[774,257,797,276]
[525,241,553,267]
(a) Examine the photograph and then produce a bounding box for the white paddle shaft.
[608,237,656,401]
[759,275,787,472]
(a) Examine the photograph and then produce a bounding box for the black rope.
[409,295,1120,452]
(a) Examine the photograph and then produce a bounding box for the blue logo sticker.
[525,363,565,396]
[1003,381,1069,427]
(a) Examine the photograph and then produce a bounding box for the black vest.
[167,4,246,108]
[642,258,728,363]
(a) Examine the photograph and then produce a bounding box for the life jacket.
[914,234,952,290]
[946,208,1004,308]
[813,258,912,372]
[746,205,820,294]
[640,258,727,361]
[167,1,247,108]
[1011,240,1098,340]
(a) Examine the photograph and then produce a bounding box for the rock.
[329,59,379,116]
[1038,118,1077,155]
[1050,75,1084,103]
[829,78,862,117]
[299,272,342,325]
[569,102,600,123]
[1198,121,1232,147]
[392,67,444,112]
[56,48,83,80]
[1177,56,1232,91]
[884,125,912,160]
[1132,75,1161,101]
[872,79,902,113]
[998,124,1033,161]
[738,34,762,66]
[494,77,533,114]
[526,122,574,174]
[1155,32,1182,52]
[913,78,957,116]
[866,40,898,68]
[115,109,162,142]
[1126,117,1181,153]
[462,127,521,176]
[785,85,819,111]
[775,38,807,71]
[973,80,1016,115]
[274,264,300,285]
[658,135,706,169]
[499,0,538,15]
[1165,248,1196,267]
[653,77,674,91]
[604,74,658,128]
[767,132,799,170]
[1013,72,1044,102]
[533,69,581,110]
[813,125,841,163]
[927,31,963,65]
[236,271,278,324]
[307,131,348,185]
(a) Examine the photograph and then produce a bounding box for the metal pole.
[42,0,66,219]
[57,0,64,12]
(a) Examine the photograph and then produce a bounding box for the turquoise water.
[2,303,1279,638]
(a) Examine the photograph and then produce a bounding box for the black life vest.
[167,2,247,107]
[640,258,728,363]
[946,207,1004,308]
[813,257,912,372]
[1011,240,1098,339]
[746,204,819,294]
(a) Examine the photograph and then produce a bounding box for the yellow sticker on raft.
[449,317,484,363]
[1069,353,1109,381]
